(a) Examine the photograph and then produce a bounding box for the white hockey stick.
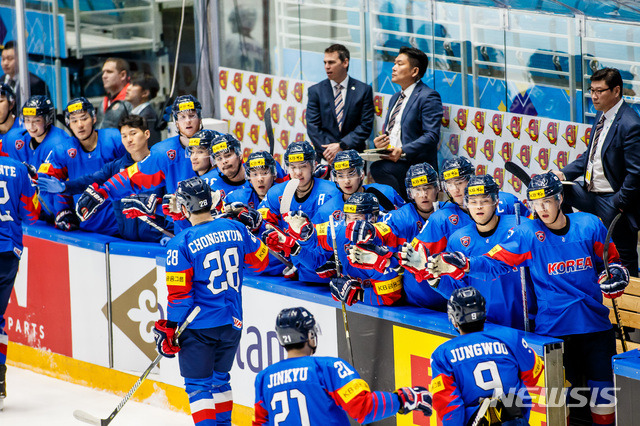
[73,306,201,425]
[471,397,491,426]
[514,203,530,332]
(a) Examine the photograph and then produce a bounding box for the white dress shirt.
[388,82,417,149]
[588,97,623,192]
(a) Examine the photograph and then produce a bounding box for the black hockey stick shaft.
[329,216,355,368]
[505,161,531,187]
[364,186,396,212]
[603,213,627,352]
[514,203,530,332]
[264,107,275,157]
[73,306,201,426]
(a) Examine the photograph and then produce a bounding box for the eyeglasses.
[589,87,611,96]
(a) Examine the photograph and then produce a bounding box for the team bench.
[604,276,640,353]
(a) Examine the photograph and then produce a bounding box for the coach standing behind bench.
[554,67,640,276]
[306,44,374,164]
[371,46,442,201]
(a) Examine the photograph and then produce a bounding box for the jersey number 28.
[203,247,240,294]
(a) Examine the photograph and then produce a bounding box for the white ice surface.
[1,365,193,425]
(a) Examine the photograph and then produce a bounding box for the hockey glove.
[261,225,301,257]
[225,202,263,233]
[55,209,80,232]
[330,277,363,306]
[345,220,376,244]
[76,183,108,221]
[121,193,158,219]
[395,386,433,416]
[162,194,186,221]
[283,210,314,241]
[153,320,180,358]
[399,242,436,282]
[598,264,630,299]
[283,265,298,280]
[314,164,330,180]
[316,259,341,279]
[430,251,469,280]
[22,162,39,186]
[347,243,393,273]
[37,175,66,193]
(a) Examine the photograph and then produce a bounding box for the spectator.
[555,67,640,276]
[125,72,162,146]
[306,44,374,163]
[98,57,131,129]
[371,46,442,200]
[0,40,49,106]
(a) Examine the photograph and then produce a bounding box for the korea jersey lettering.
[258,178,341,282]
[165,218,268,328]
[438,216,532,330]
[0,156,40,256]
[298,221,403,306]
[469,212,616,336]
[39,128,125,235]
[253,356,401,425]
[431,327,544,425]
[312,183,405,224]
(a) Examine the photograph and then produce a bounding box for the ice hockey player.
[0,84,21,148]
[253,307,432,424]
[75,95,203,234]
[430,287,544,425]
[427,172,628,426]
[38,97,125,234]
[0,155,40,408]
[257,141,341,281]
[312,149,404,223]
[153,176,269,426]
[203,133,252,198]
[410,174,531,329]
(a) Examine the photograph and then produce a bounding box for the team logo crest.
[219,70,228,90]
[464,136,477,158]
[247,75,258,95]
[544,121,558,145]
[167,149,176,160]
[248,201,255,208]
[332,210,341,221]
[442,105,451,128]
[15,139,24,150]
[277,80,288,100]
[233,122,245,141]
[416,220,423,231]
[448,214,459,225]
[67,148,77,158]
[232,72,243,93]
[536,231,545,242]
[447,134,460,155]
[481,139,495,161]
[461,236,471,247]
[472,111,485,133]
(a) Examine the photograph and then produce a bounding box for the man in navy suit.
[306,44,374,164]
[371,46,442,201]
[555,68,640,276]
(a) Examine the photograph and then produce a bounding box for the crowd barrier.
[7,222,569,425]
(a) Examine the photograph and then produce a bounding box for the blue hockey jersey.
[253,356,401,425]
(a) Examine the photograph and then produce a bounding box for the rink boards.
[6,222,568,425]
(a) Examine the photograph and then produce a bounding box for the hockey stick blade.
[264,107,275,157]
[72,307,201,425]
[504,161,532,187]
[280,178,300,216]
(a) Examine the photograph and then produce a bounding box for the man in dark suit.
[126,72,162,146]
[555,68,640,276]
[371,46,442,200]
[306,44,374,164]
[0,41,49,107]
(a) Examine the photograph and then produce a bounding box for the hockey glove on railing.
[345,220,376,244]
[430,252,469,280]
[330,277,363,306]
[76,183,108,221]
[153,320,180,358]
[162,194,186,221]
[261,225,301,257]
[55,209,80,232]
[283,210,314,241]
[283,265,298,280]
[224,202,263,233]
[122,193,158,219]
[37,175,66,193]
[598,264,629,299]
[316,259,341,279]
[395,386,433,416]
[347,243,393,273]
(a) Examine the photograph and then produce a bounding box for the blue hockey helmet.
[405,162,439,189]
[284,141,316,168]
[332,150,365,176]
[527,172,563,202]
[64,97,96,126]
[22,95,55,127]
[245,151,277,176]
[187,129,223,155]
[175,176,212,214]
[275,307,320,347]
[209,133,242,159]
[344,192,380,221]
[0,83,15,104]
[172,95,202,121]
[441,156,475,182]
[465,174,499,200]
[447,286,486,327]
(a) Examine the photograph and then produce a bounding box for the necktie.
[386,92,406,133]
[587,114,606,191]
[334,84,344,131]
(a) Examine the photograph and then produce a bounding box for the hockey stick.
[603,212,628,352]
[514,203,530,332]
[138,216,175,238]
[329,215,355,367]
[264,107,275,157]
[364,186,396,212]
[471,397,491,426]
[505,161,531,187]
[73,306,201,426]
